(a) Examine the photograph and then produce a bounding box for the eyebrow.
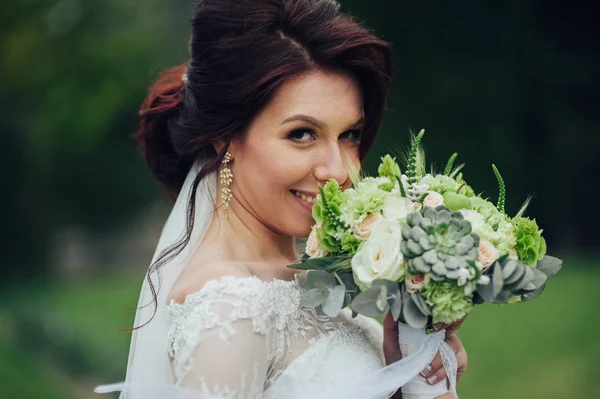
[281,114,365,130]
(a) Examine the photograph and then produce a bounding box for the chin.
[284,220,313,239]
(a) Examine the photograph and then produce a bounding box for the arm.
[169,272,270,398]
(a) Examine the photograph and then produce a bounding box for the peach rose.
[405,273,431,293]
[355,213,383,240]
[477,240,499,269]
[306,225,328,258]
[423,191,444,208]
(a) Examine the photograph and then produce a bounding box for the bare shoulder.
[168,260,253,305]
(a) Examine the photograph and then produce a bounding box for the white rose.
[382,194,417,225]
[422,191,444,208]
[405,274,430,293]
[351,219,406,289]
[508,249,519,260]
[477,240,499,269]
[306,225,328,258]
[355,213,383,240]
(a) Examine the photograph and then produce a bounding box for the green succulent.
[513,217,547,267]
[400,205,480,283]
[423,281,474,324]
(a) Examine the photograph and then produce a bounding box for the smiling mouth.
[290,189,317,204]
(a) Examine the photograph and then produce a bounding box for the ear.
[212,139,235,158]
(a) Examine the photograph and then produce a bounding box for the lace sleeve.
[167,276,271,398]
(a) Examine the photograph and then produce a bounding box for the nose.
[313,143,350,188]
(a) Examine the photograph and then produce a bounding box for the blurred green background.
[1,0,598,398]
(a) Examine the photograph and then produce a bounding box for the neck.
[200,197,298,268]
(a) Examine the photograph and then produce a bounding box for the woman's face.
[229,69,364,238]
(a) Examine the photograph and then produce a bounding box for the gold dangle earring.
[220,151,233,220]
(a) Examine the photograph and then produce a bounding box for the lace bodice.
[165,274,386,398]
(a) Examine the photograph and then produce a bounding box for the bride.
[97,0,467,398]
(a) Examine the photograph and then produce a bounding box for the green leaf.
[491,164,506,213]
[443,153,458,176]
[407,129,426,183]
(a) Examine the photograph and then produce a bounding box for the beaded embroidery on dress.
[165,274,386,399]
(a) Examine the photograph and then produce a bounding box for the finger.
[424,360,447,386]
[446,334,468,383]
[420,352,443,379]
[445,316,467,336]
[434,393,458,399]
[434,315,467,334]
[383,313,402,364]
[383,312,398,334]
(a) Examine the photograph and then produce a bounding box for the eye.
[287,128,316,143]
[338,129,362,142]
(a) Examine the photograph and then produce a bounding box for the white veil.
[95,157,217,398]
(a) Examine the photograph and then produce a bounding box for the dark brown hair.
[135,0,393,324]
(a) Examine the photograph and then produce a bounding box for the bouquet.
[290,130,562,398]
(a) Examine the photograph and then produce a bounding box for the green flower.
[316,221,341,253]
[455,173,476,197]
[378,155,402,191]
[423,281,474,324]
[420,174,460,194]
[340,230,362,254]
[339,178,389,227]
[468,197,498,219]
[442,192,471,211]
[312,180,345,253]
[513,217,547,267]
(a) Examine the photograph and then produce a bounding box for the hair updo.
[134,0,393,322]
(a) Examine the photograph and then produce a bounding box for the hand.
[435,393,458,399]
[419,317,468,386]
[383,314,468,386]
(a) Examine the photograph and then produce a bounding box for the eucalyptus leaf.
[351,285,389,318]
[513,266,535,291]
[307,270,336,289]
[376,285,389,312]
[390,293,402,321]
[472,292,485,305]
[529,268,548,290]
[521,284,546,301]
[410,292,432,316]
[344,292,352,308]
[322,285,346,317]
[477,276,497,303]
[494,290,511,304]
[536,256,563,277]
[492,263,504,298]
[300,288,327,308]
[402,289,429,329]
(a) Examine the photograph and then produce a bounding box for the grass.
[1,256,598,398]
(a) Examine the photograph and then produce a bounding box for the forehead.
[264,69,364,123]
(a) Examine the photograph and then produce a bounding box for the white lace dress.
[165,274,390,399]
